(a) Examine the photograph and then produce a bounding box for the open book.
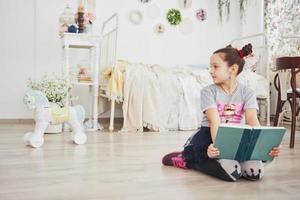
[215,124,286,162]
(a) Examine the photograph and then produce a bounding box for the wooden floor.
[0,123,299,200]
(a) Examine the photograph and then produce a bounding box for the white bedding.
[121,63,269,132]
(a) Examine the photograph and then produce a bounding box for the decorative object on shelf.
[128,10,143,25]
[179,18,194,35]
[196,9,207,21]
[23,90,87,148]
[83,11,96,33]
[154,23,165,34]
[217,0,249,22]
[140,0,151,3]
[166,9,182,26]
[146,3,160,19]
[59,2,75,36]
[68,24,78,33]
[75,3,85,33]
[178,0,192,10]
[77,62,92,83]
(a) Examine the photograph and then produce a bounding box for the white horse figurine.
[23,90,87,148]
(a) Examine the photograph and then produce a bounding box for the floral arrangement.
[27,75,73,107]
[84,12,96,25]
[166,9,182,25]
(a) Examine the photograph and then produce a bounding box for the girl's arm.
[205,108,220,158]
[205,108,220,143]
[245,108,260,127]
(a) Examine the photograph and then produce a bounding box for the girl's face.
[209,53,237,84]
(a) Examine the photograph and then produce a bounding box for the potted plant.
[27,75,73,133]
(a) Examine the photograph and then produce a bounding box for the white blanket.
[121,63,212,132]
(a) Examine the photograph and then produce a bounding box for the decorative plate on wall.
[178,0,192,10]
[128,10,143,25]
[196,9,207,21]
[179,18,194,35]
[146,3,160,19]
[154,23,165,34]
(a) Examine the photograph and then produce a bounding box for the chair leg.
[290,94,297,148]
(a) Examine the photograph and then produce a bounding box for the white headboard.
[99,13,118,84]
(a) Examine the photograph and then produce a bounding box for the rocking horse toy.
[23,90,87,148]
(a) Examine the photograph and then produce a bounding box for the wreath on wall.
[166,9,182,25]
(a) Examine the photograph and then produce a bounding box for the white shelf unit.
[61,33,101,131]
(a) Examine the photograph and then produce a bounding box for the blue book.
[215,124,286,162]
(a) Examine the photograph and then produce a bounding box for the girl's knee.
[240,160,264,181]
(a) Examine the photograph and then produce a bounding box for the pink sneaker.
[162,152,187,169]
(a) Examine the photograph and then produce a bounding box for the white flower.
[27,74,73,106]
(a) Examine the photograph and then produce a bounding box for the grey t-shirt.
[201,83,259,127]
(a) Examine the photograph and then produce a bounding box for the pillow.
[243,54,260,72]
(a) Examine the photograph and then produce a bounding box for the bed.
[98,14,271,132]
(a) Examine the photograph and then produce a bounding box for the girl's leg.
[191,159,242,182]
[240,160,264,181]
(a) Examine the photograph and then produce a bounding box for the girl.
[162,44,281,182]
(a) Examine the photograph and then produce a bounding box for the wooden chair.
[273,57,300,148]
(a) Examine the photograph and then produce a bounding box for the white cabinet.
[61,33,102,131]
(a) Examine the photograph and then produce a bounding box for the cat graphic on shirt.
[217,102,244,124]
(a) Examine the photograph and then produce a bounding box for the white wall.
[0,0,263,119]
[241,0,264,36]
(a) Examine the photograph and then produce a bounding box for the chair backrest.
[274,71,290,101]
[276,57,300,71]
[275,57,300,101]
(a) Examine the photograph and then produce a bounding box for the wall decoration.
[140,0,151,3]
[166,9,182,26]
[196,9,207,21]
[146,3,160,19]
[217,0,249,22]
[264,0,300,58]
[179,18,194,35]
[154,23,165,34]
[178,0,192,10]
[128,10,143,25]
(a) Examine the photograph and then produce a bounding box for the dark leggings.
[182,127,241,182]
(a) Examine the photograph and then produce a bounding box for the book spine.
[244,129,260,161]
[235,129,252,162]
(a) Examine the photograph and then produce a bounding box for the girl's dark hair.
[213,43,253,75]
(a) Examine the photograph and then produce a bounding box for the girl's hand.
[268,145,281,157]
[207,143,220,158]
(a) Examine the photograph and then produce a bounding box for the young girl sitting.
[162,44,281,182]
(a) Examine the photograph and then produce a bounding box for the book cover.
[215,124,286,162]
